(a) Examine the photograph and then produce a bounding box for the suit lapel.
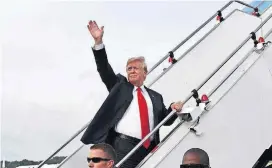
[115,82,134,121]
[145,86,160,127]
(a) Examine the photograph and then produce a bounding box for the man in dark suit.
[81,20,184,168]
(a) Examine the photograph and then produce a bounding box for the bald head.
[182,148,209,166]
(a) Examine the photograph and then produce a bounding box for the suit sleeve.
[92,48,118,92]
[160,95,177,126]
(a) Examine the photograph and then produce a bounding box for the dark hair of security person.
[180,148,210,168]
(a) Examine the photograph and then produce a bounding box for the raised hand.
[87,20,104,45]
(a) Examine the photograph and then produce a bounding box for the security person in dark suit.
[81,20,184,168]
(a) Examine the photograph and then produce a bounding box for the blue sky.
[1,0,250,161]
[242,0,272,14]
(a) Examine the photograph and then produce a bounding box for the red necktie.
[137,87,151,148]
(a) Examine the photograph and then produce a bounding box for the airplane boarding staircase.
[36,1,272,168]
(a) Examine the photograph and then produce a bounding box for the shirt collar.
[133,85,146,92]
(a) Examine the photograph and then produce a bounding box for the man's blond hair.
[126,56,148,73]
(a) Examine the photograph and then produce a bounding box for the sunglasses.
[87,157,111,163]
[180,164,210,168]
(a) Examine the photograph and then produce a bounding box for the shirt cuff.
[93,43,105,50]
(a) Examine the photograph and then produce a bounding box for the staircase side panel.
[155,46,272,168]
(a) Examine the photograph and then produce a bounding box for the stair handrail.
[147,0,257,75]
[115,12,272,168]
[138,8,272,168]
[36,1,259,168]
[136,27,272,168]
[148,8,237,87]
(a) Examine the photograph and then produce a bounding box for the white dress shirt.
[93,43,154,140]
[115,85,154,140]
[93,43,105,50]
